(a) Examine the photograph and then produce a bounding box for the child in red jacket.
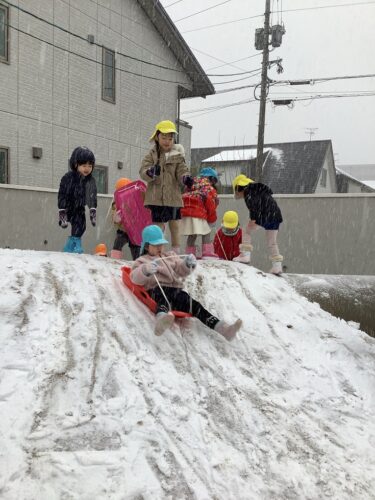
[180,167,219,259]
[214,211,243,260]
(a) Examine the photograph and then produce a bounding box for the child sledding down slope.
[131,225,242,340]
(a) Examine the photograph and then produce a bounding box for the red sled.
[121,266,192,318]
[114,180,152,247]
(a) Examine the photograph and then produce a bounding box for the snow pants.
[68,208,86,237]
[150,286,220,330]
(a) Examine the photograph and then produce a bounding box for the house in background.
[192,140,337,194]
[0,0,213,192]
[336,169,374,193]
[337,164,375,191]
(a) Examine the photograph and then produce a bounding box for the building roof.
[338,164,375,181]
[336,168,375,193]
[192,140,334,194]
[136,0,214,98]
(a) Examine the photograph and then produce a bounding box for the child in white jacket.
[131,225,242,339]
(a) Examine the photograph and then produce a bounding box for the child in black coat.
[233,174,283,274]
[58,146,97,253]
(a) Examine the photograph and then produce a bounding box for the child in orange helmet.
[110,178,141,260]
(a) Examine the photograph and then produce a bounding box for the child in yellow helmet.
[139,120,193,254]
[110,178,141,260]
[214,211,244,261]
[232,174,284,274]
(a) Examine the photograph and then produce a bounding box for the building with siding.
[0,0,213,192]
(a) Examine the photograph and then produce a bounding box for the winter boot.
[71,237,83,254]
[201,243,219,260]
[233,243,253,264]
[214,319,242,341]
[185,246,197,256]
[63,236,76,253]
[110,249,123,259]
[154,312,175,336]
[269,255,283,275]
[171,246,180,254]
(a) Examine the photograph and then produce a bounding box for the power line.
[6,23,190,85]
[174,0,233,23]
[165,0,186,7]
[182,13,265,34]
[182,1,375,33]
[206,53,263,71]
[2,0,228,81]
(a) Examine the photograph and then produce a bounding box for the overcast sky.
[159,0,375,165]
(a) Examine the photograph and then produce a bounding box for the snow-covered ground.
[0,249,374,500]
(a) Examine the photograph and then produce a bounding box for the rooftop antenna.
[305,127,318,141]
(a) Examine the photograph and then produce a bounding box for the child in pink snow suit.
[139,120,194,254]
[131,225,242,339]
[180,167,219,259]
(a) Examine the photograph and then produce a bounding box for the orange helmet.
[115,178,131,191]
[94,243,108,256]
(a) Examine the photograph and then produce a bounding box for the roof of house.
[136,0,214,98]
[337,164,375,181]
[336,168,375,193]
[192,140,334,194]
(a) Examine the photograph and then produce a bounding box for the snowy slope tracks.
[0,249,374,500]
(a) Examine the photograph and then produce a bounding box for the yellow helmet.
[222,211,239,229]
[232,174,254,192]
[149,120,177,141]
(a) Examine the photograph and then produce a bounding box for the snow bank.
[0,249,374,500]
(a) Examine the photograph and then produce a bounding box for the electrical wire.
[165,0,186,7]
[182,0,375,33]
[1,0,233,81]
[174,0,233,23]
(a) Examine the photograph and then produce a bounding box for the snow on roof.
[202,148,263,162]
[1,249,375,498]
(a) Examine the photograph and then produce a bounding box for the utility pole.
[305,127,318,141]
[255,0,271,182]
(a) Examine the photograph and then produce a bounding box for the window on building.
[102,47,115,103]
[0,3,9,63]
[92,165,108,194]
[320,169,327,187]
[0,147,9,183]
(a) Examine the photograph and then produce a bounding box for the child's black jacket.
[58,171,97,213]
[244,183,283,227]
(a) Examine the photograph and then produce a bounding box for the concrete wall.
[1,185,375,275]
[0,0,192,191]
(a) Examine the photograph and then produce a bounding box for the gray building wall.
[0,0,192,191]
[1,185,374,275]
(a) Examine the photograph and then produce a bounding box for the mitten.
[90,208,97,227]
[146,164,161,178]
[143,260,159,276]
[184,253,197,268]
[182,175,194,189]
[113,210,122,224]
[58,209,68,228]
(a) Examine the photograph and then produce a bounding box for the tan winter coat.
[131,251,192,290]
[139,144,189,207]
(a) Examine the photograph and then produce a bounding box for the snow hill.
[0,249,375,500]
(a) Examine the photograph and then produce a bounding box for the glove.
[143,260,159,276]
[113,210,122,224]
[58,209,68,228]
[90,208,97,227]
[182,175,194,189]
[184,253,197,269]
[146,164,161,178]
